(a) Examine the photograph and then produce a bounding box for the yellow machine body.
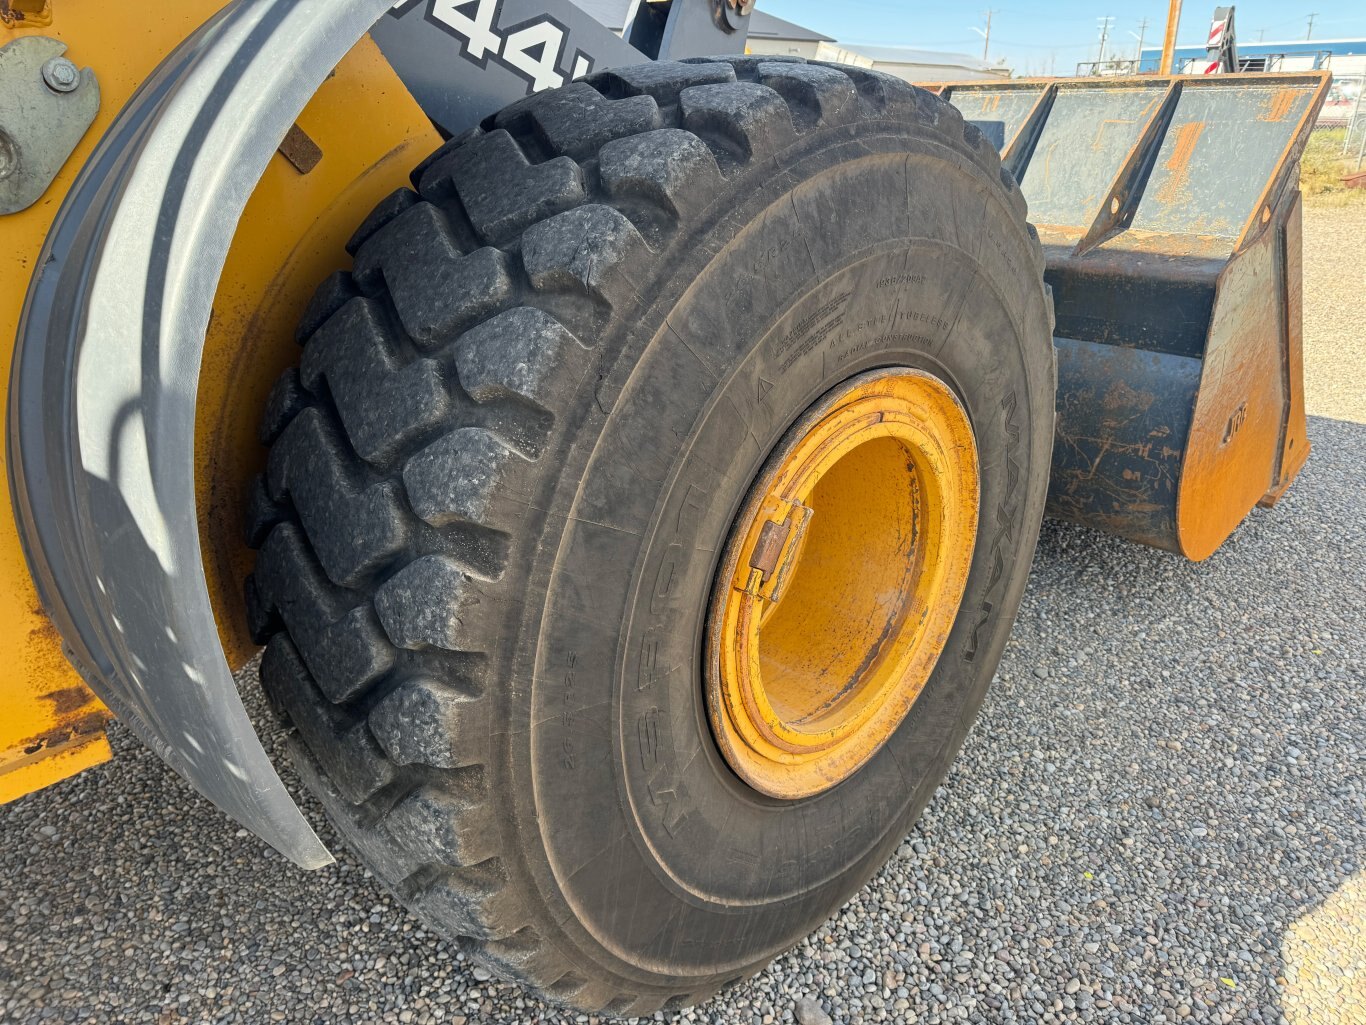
[0,1,439,802]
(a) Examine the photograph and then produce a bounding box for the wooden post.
[1160,0,1183,75]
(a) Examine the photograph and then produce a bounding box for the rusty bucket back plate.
[931,72,1329,559]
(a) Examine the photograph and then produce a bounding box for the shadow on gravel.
[1,416,1362,1025]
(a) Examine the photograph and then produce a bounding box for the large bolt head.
[42,56,81,94]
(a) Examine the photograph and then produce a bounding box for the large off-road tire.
[246,57,1054,1015]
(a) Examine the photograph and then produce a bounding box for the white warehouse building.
[567,2,1009,81]
[746,12,1011,82]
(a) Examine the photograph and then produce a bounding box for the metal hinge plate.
[0,35,99,215]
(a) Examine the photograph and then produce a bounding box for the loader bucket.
[941,73,1330,559]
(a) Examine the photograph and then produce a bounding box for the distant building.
[568,0,634,33]
[843,43,1011,82]
[747,12,1009,80]
[1137,37,1365,76]
[567,3,1008,82]
[744,11,873,69]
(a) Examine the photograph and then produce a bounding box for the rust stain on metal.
[1104,378,1156,414]
[1091,119,1134,152]
[1154,121,1206,207]
[1138,94,1163,120]
[278,123,323,175]
[0,0,51,27]
[1260,91,1295,123]
[40,685,98,717]
[19,709,111,758]
[748,520,788,579]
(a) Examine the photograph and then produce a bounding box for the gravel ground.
[1302,204,1366,424]
[4,414,1363,1025]
[3,209,1364,1025]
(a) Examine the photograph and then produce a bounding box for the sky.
[760,1,1366,75]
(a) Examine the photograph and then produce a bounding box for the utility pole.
[1130,17,1148,69]
[1097,16,1115,64]
[1257,28,1265,43]
[1306,13,1316,40]
[971,9,995,63]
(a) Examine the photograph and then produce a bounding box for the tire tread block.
[352,203,515,349]
[370,678,488,770]
[347,186,420,256]
[267,407,408,587]
[589,61,737,104]
[374,554,491,653]
[301,297,452,465]
[253,524,396,703]
[261,636,395,803]
[757,62,860,126]
[521,204,648,304]
[296,270,359,345]
[599,128,724,222]
[494,81,662,161]
[419,129,585,245]
[403,427,522,532]
[454,306,587,409]
[679,82,796,160]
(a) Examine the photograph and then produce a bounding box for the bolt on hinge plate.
[0,36,99,215]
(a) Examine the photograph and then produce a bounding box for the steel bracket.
[0,35,98,215]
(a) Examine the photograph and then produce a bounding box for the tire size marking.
[875,273,927,289]
[964,390,1022,663]
[986,230,1023,284]
[391,0,594,95]
[771,292,852,371]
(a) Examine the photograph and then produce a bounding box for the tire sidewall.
[511,125,1052,984]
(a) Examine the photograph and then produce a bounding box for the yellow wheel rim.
[705,368,980,799]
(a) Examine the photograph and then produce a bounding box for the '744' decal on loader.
[392,0,596,93]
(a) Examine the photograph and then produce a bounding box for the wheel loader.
[0,0,1327,1013]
